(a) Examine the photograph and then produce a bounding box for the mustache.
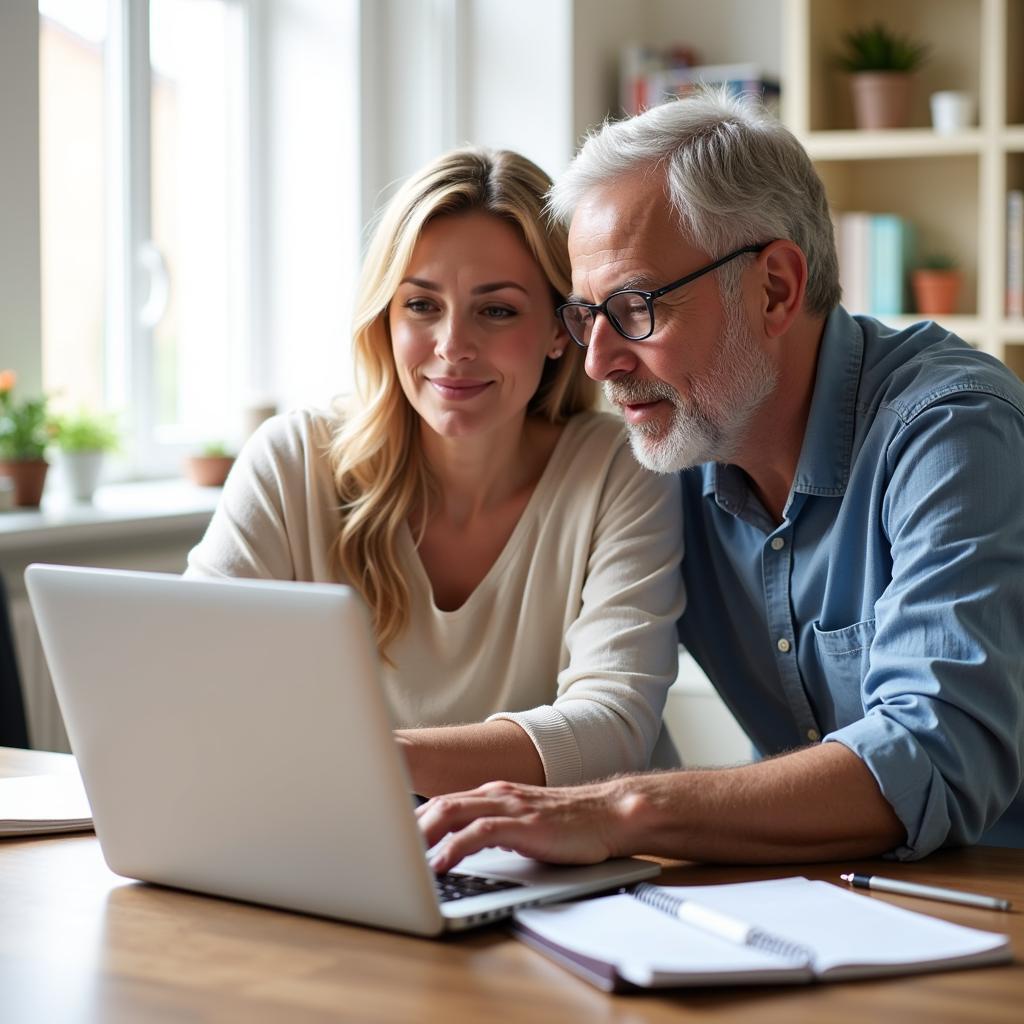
[603,376,681,407]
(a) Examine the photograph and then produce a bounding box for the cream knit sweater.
[185,409,685,784]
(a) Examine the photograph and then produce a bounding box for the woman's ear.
[548,318,570,359]
[757,240,808,339]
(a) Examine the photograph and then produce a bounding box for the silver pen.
[840,872,1012,911]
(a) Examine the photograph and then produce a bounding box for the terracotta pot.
[0,458,50,507]
[912,270,962,316]
[850,72,913,130]
[185,455,234,487]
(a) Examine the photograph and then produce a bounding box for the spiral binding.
[632,882,684,916]
[746,927,814,963]
[630,883,813,964]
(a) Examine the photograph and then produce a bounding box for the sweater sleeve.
[490,439,686,785]
[184,414,315,581]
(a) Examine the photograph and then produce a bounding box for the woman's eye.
[404,298,437,314]
[481,305,516,319]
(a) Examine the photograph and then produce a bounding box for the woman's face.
[389,211,567,441]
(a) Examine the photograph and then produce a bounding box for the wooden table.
[2,747,1021,1023]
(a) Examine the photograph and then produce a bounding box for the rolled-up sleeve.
[825,390,1024,859]
[491,445,686,785]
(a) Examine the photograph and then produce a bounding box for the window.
[40,0,251,476]
[38,0,108,415]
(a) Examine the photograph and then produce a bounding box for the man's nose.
[584,315,637,381]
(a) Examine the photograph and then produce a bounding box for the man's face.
[567,171,777,472]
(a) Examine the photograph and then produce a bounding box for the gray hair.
[548,88,840,316]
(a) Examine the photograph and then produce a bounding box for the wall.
[0,0,42,393]
[262,0,361,410]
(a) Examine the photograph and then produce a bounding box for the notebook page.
[515,893,810,987]
[658,877,1010,975]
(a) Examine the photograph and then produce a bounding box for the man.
[419,90,1024,869]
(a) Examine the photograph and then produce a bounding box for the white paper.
[515,876,1010,985]
[0,773,93,834]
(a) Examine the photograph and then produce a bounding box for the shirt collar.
[791,305,863,496]
[700,305,864,503]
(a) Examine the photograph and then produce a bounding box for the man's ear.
[756,240,808,339]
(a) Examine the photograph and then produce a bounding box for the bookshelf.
[784,0,1023,371]
[599,0,1024,376]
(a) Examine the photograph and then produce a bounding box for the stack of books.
[620,45,780,118]
[834,211,916,317]
[1007,189,1023,318]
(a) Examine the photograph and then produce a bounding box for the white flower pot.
[57,450,105,503]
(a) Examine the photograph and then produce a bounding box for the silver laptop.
[24,564,659,936]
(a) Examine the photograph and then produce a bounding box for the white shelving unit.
[781,0,1024,376]
[574,0,1024,378]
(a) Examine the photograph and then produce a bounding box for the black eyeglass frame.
[556,242,771,348]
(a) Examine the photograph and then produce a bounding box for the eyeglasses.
[556,243,770,348]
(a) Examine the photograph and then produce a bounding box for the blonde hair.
[328,148,595,653]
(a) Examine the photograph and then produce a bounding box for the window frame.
[104,0,258,478]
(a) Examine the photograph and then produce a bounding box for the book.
[1007,189,1024,317]
[0,773,93,837]
[869,214,914,316]
[512,877,1011,992]
[618,45,779,117]
[837,212,872,314]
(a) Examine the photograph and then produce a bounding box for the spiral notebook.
[512,876,1012,991]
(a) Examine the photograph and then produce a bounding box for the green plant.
[837,22,930,73]
[0,369,51,461]
[51,408,120,453]
[199,441,232,458]
[919,253,958,272]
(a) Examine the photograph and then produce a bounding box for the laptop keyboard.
[434,872,524,903]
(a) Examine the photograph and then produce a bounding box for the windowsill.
[0,479,221,552]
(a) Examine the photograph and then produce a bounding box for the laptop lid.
[25,565,658,935]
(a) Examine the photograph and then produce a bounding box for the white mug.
[930,91,974,134]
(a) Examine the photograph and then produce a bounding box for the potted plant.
[912,253,962,316]
[50,408,120,503]
[837,22,930,130]
[0,370,52,508]
[185,441,235,487]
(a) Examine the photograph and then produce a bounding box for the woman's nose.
[434,314,478,363]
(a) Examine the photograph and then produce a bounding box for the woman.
[186,148,684,796]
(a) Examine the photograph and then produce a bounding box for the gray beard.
[605,302,778,474]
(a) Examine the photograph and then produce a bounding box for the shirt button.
[770,537,785,551]
[807,728,821,742]
[777,638,791,653]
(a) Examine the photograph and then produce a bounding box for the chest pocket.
[811,618,876,725]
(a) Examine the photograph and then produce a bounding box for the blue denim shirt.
[677,306,1024,859]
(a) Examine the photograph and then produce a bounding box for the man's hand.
[416,778,633,873]
[417,745,906,871]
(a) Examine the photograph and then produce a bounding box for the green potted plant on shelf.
[185,440,235,488]
[50,408,120,503]
[912,253,962,317]
[0,369,53,508]
[837,22,930,130]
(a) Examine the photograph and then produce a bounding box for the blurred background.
[3,0,785,478]
[3,0,1021,757]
